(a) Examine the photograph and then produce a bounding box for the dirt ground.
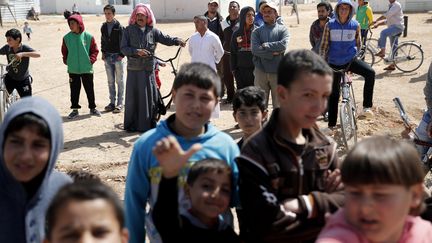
[2,4,431,198]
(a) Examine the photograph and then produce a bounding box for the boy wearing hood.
[231,6,256,89]
[320,0,376,128]
[62,14,100,119]
[0,96,72,243]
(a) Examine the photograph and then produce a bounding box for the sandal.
[383,65,396,71]
[375,52,385,58]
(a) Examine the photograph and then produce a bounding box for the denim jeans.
[415,111,432,161]
[378,25,404,54]
[104,53,125,106]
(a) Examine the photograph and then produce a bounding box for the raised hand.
[152,135,202,178]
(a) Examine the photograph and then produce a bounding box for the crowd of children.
[1,1,432,243]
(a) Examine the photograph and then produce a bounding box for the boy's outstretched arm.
[14,51,40,61]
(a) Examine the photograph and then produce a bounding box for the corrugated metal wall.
[1,0,35,23]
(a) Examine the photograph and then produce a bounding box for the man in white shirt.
[373,0,404,70]
[189,15,224,72]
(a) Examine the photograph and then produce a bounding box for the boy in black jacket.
[101,4,125,113]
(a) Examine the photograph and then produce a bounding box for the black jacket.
[101,19,124,57]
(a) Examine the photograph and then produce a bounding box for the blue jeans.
[378,25,404,54]
[104,53,125,106]
[415,111,432,161]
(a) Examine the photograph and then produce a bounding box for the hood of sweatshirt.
[334,0,355,24]
[68,14,85,33]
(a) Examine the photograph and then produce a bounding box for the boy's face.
[277,72,332,130]
[344,183,422,243]
[69,20,80,33]
[234,105,267,138]
[337,4,351,21]
[317,6,329,20]
[172,84,217,138]
[6,36,20,48]
[45,199,128,243]
[104,9,115,22]
[3,125,51,182]
[186,171,231,226]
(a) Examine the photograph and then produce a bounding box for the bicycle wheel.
[393,42,424,73]
[361,47,375,67]
[340,101,357,150]
[367,38,382,63]
[0,90,7,121]
[349,84,357,117]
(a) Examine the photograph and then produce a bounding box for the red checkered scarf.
[128,4,154,26]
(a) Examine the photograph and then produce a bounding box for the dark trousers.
[69,73,96,109]
[234,67,254,90]
[360,29,368,47]
[222,54,235,101]
[328,59,375,127]
[4,75,32,97]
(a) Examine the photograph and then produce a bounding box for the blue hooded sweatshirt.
[326,0,359,65]
[0,97,72,243]
[124,114,239,243]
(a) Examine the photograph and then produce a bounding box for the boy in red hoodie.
[61,14,100,119]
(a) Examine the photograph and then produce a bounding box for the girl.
[317,136,432,243]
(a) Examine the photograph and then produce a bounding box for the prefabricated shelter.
[0,0,39,23]
[38,0,149,15]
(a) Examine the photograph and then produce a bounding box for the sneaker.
[68,109,79,119]
[90,108,101,117]
[359,108,374,119]
[113,105,123,113]
[104,103,115,112]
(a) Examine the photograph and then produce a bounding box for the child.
[356,0,374,47]
[317,136,432,243]
[23,22,33,40]
[44,180,129,243]
[0,96,72,242]
[232,86,267,148]
[62,14,101,119]
[101,4,125,113]
[236,49,344,242]
[152,139,240,242]
[0,28,40,97]
[124,62,240,243]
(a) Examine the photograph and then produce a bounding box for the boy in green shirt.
[356,0,374,46]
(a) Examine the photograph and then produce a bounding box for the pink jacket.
[316,209,432,243]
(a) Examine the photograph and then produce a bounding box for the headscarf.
[129,3,156,26]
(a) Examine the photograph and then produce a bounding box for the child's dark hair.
[232,86,266,113]
[103,4,116,14]
[45,180,124,239]
[341,136,425,187]
[317,1,332,12]
[186,158,232,186]
[173,62,221,98]
[67,170,101,182]
[277,49,333,88]
[5,28,22,43]
[4,113,50,141]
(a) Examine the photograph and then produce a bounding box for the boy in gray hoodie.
[0,97,72,243]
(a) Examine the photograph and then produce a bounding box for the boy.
[124,62,239,243]
[232,86,267,148]
[101,4,125,113]
[0,28,40,97]
[44,180,129,243]
[23,22,33,40]
[152,141,240,242]
[0,96,72,243]
[236,50,344,242]
[62,14,100,119]
[356,0,374,47]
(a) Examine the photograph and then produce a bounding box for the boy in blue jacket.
[124,62,239,243]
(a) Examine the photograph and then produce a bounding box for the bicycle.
[151,39,187,120]
[0,63,19,121]
[361,27,424,72]
[393,97,432,171]
[358,28,380,67]
[332,62,358,150]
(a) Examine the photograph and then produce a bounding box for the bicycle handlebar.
[152,38,189,63]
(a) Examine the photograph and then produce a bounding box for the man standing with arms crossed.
[252,2,289,109]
